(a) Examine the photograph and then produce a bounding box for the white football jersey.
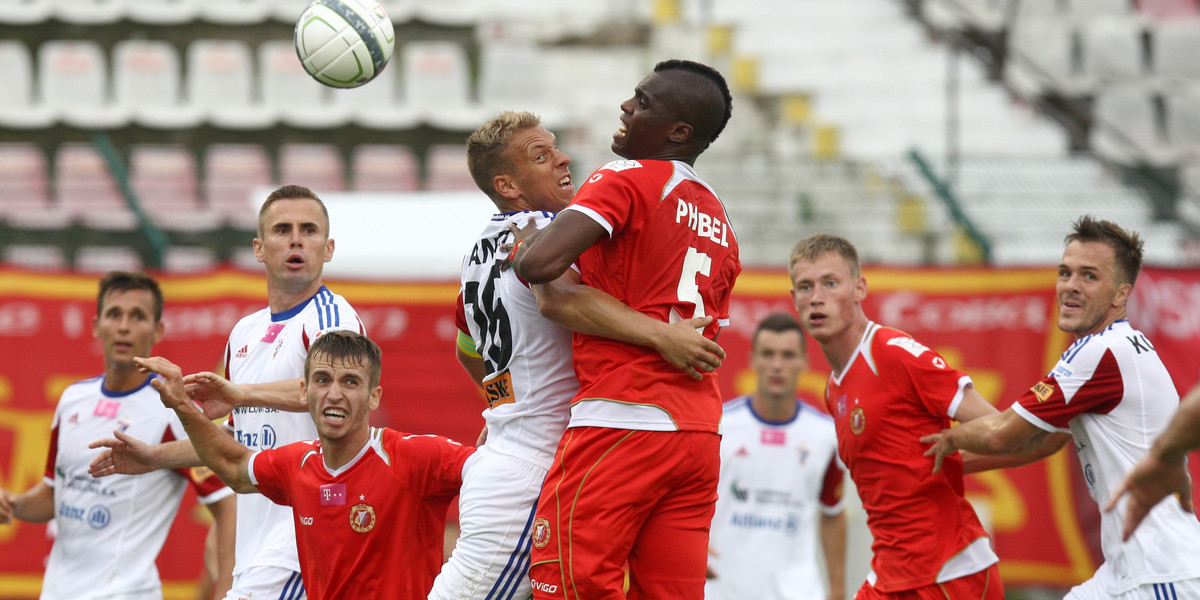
[458,210,576,470]
[222,286,362,576]
[42,376,232,600]
[706,396,844,600]
[1014,320,1200,594]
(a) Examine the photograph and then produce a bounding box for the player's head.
[1057,216,1143,337]
[467,111,574,213]
[751,313,809,401]
[254,185,335,291]
[303,331,383,443]
[612,59,732,163]
[789,234,867,345]
[94,271,165,370]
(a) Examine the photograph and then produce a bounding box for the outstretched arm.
[922,406,1049,474]
[135,357,257,494]
[1105,384,1200,540]
[0,481,55,524]
[186,372,306,417]
[534,270,724,380]
[88,435,203,477]
[513,211,606,284]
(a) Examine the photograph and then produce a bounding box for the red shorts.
[856,564,1003,600]
[528,427,720,600]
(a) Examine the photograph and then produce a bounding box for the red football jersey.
[824,323,992,591]
[563,159,741,432]
[250,428,473,600]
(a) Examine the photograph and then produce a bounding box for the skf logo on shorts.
[849,407,866,435]
[532,517,551,549]
[350,503,376,533]
[1031,382,1055,403]
[190,466,215,482]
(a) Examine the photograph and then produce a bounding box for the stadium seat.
[129,144,221,233]
[203,143,273,230]
[0,143,70,230]
[3,244,68,270]
[74,245,143,273]
[329,63,418,129]
[113,39,202,128]
[164,246,218,273]
[53,0,122,24]
[55,143,139,231]
[0,0,52,24]
[920,0,1013,33]
[257,40,345,129]
[38,40,127,128]
[1005,19,1093,98]
[1164,89,1200,159]
[278,143,345,192]
[403,41,484,130]
[478,40,564,128]
[0,41,53,128]
[1081,15,1146,85]
[1150,18,1200,84]
[125,0,200,24]
[186,39,273,129]
[351,144,419,192]
[413,0,483,25]
[424,144,474,191]
[197,0,272,24]
[1090,83,1177,166]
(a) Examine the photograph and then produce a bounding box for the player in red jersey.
[510,59,739,599]
[132,330,473,600]
[788,234,1004,599]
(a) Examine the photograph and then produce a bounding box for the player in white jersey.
[88,186,362,600]
[707,314,845,600]
[435,111,725,600]
[924,216,1200,599]
[0,271,236,600]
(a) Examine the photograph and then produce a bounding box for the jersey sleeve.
[158,418,235,503]
[395,434,474,500]
[43,423,59,486]
[247,447,297,508]
[1013,346,1123,432]
[564,163,643,238]
[878,331,973,420]
[818,453,846,515]
[454,292,481,358]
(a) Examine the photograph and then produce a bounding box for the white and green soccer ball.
[294,0,395,89]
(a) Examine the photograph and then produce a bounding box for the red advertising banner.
[1,265,1197,597]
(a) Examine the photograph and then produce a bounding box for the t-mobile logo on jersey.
[320,483,346,506]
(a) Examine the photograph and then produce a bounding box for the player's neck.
[750,392,798,423]
[268,278,324,314]
[322,431,371,471]
[820,314,869,376]
[104,363,147,394]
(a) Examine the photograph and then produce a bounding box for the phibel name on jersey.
[675,199,729,247]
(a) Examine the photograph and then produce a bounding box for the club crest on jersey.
[532,517,552,549]
[349,503,376,533]
[849,407,866,435]
[886,336,929,358]
[1031,382,1055,403]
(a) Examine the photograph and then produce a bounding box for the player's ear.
[368,385,382,411]
[494,174,520,201]
[252,237,265,264]
[323,238,335,263]
[854,275,868,302]
[1113,282,1132,308]
[668,121,693,144]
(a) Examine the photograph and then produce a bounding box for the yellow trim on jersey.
[457,330,481,358]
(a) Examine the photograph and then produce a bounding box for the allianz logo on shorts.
[59,502,112,530]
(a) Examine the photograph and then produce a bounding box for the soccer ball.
[294,0,395,89]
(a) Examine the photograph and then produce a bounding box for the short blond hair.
[466,111,542,202]
[789,234,861,279]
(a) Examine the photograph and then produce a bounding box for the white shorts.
[429,445,547,600]
[1066,576,1200,600]
[225,565,306,600]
